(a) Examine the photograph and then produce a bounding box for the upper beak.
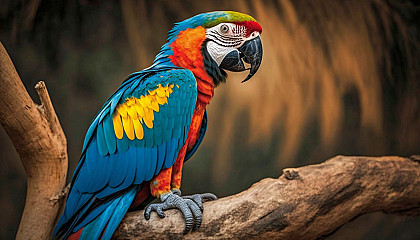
[220,36,263,83]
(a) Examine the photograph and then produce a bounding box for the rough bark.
[114,155,420,240]
[0,42,68,240]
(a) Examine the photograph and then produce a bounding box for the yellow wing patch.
[112,84,174,140]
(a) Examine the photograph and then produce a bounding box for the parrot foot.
[144,189,217,234]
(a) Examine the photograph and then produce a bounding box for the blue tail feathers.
[54,186,139,240]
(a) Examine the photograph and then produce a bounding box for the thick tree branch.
[114,155,420,239]
[0,42,68,240]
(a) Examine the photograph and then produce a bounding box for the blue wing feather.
[134,148,146,184]
[109,153,128,188]
[103,116,117,154]
[144,125,154,148]
[164,138,179,169]
[54,68,197,239]
[155,142,166,175]
[116,135,129,153]
[96,122,109,156]
[119,150,137,190]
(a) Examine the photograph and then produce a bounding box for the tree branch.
[0,42,68,240]
[34,81,65,140]
[113,155,420,239]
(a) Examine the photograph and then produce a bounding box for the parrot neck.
[168,26,218,105]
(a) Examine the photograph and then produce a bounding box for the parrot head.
[156,11,262,91]
[198,11,263,83]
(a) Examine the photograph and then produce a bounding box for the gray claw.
[144,190,218,234]
[144,191,203,234]
[144,204,165,219]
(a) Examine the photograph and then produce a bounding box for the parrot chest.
[168,26,215,105]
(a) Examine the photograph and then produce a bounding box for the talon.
[144,206,151,220]
[144,190,217,234]
[156,206,165,218]
[185,198,202,232]
[201,193,218,202]
[144,203,165,220]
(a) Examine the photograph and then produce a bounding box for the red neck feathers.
[169,26,214,105]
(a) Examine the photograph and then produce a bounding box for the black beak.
[220,36,263,83]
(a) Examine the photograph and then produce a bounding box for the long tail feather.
[66,186,138,240]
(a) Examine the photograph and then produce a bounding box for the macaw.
[53,11,262,239]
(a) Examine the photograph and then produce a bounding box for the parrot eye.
[220,24,229,34]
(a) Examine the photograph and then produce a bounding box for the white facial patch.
[206,41,236,66]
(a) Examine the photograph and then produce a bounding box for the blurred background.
[1,0,420,239]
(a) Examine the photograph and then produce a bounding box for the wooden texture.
[0,42,68,240]
[114,156,420,239]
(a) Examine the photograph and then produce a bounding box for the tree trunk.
[0,42,68,240]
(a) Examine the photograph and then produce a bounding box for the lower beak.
[220,36,263,82]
